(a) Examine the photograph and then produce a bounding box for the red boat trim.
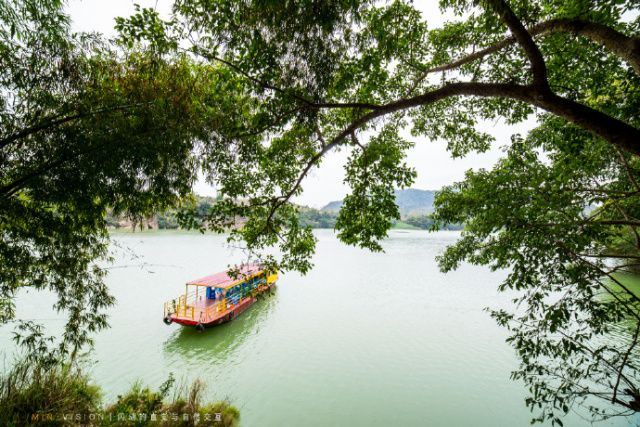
[169,283,274,328]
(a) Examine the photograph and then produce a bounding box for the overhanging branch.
[0,102,151,151]
[484,0,549,89]
[266,80,640,223]
[415,19,640,81]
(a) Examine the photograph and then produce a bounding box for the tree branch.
[528,219,640,228]
[484,0,549,89]
[193,48,381,111]
[413,18,640,83]
[579,253,640,260]
[613,321,640,404]
[391,82,640,155]
[615,148,640,193]
[0,102,151,151]
[0,126,164,197]
[265,80,640,223]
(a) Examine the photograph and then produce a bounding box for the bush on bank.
[0,358,239,426]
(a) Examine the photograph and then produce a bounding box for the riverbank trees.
[0,0,235,361]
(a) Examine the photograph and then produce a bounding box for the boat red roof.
[186,264,263,289]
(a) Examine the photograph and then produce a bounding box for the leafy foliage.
[0,357,239,426]
[0,357,101,426]
[3,0,640,424]
[0,1,225,359]
[433,122,640,422]
[114,0,640,423]
[104,375,239,427]
[336,124,416,250]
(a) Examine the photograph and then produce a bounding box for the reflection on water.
[164,293,278,362]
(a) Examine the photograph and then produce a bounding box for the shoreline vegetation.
[106,194,464,232]
[0,358,239,427]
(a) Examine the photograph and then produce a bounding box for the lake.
[1,230,636,426]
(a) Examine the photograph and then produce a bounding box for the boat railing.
[196,292,253,323]
[196,297,233,323]
[166,272,276,323]
[163,290,198,319]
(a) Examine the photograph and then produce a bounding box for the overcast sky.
[67,0,534,208]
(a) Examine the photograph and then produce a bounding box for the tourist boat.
[163,264,277,331]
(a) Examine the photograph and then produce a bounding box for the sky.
[66,0,535,208]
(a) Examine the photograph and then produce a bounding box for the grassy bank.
[0,359,239,426]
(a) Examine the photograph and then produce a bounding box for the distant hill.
[107,190,461,232]
[321,200,343,212]
[321,189,437,217]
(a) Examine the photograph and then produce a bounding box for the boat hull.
[168,283,274,329]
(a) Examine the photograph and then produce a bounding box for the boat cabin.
[163,264,277,329]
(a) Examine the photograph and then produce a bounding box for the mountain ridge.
[321,188,438,218]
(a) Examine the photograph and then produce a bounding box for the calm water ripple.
[1,230,637,426]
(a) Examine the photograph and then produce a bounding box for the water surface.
[2,230,636,426]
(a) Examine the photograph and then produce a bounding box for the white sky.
[67,0,534,208]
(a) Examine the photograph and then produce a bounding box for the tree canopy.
[1,0,639,424]
[0,0,227,359]
[118,0,640,272]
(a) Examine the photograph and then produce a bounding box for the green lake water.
[1,230,638,426]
